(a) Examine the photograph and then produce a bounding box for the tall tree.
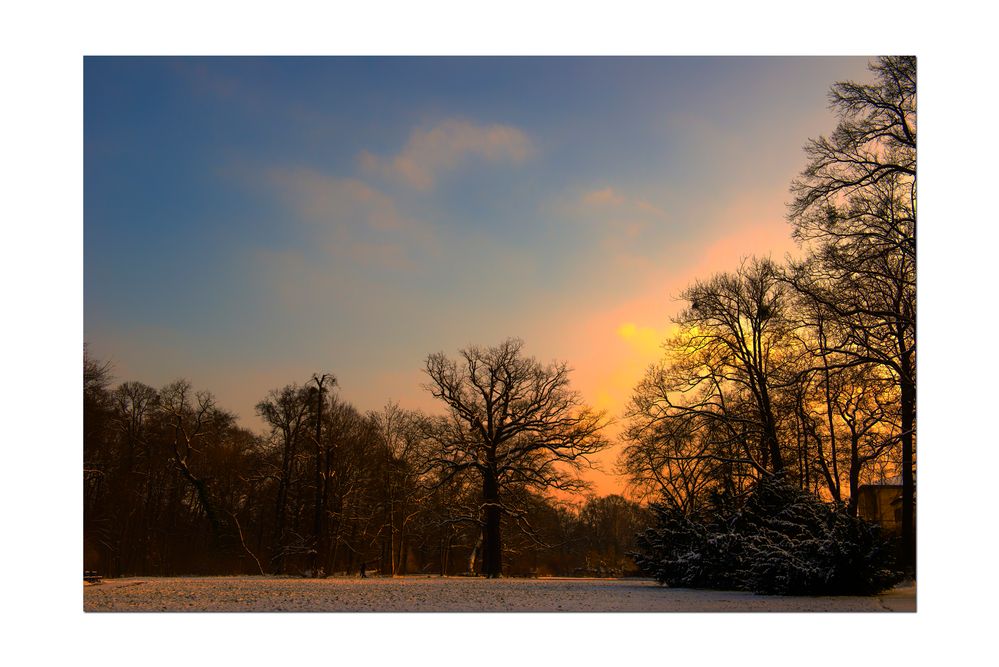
[308,372,335,576]
[83,348,115,571]
[256,383,313,573]
[370,402,429,575]
[788,56,916,571]
[786,296,902,511]
[158,380,236,553]
[321,395,380,575]
[423,338,609,577]
[623,257,800,510]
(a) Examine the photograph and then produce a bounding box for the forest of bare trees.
[620,56,915,573]
[83,345,648,578]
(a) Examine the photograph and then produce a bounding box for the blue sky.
[85,56,872,492]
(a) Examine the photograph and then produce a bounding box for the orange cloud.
[359,118,534,190]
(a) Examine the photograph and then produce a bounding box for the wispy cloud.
[576,186,667,239]
[264,166,436,270]
[581,187,626,208]
[269,168,410,232]
[359,118,534,190]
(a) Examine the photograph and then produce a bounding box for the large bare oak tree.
[423,338,610,577]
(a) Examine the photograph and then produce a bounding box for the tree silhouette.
[423,338,610,577]
[623,258,800,508]
[788,56,916,571]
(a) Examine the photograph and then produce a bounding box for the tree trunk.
[763,422,784,474]
[311,376,331,577]
[441,532,450,576]
[481,471,503,578]
[396,532,407,575]
[176,460,227,552]
[847,443,861,517]
[900,374,915,575]
[272,427,295,574]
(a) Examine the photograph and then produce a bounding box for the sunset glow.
[85,57,873,495]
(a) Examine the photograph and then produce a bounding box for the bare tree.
[623,258,800,510]
[620,407,738,513]
[370,402,429,575]
[256,384,313,573]
[321,396,382,575]
[423,338,610,577]
[83,348,116,572]
[788,55,916,571]
[158,380,235,552]
[308,372,335,577]
[110,382,158,468]
[786,295,902,511]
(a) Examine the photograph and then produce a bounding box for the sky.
[84,56,873,494]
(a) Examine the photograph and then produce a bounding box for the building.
[855,481,908,536]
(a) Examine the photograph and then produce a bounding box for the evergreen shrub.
[632,476,904,595]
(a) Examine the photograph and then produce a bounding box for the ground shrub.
[632,476,904,596]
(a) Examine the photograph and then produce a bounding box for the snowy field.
[84,576,915,612]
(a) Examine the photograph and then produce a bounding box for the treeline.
[620,57,915,570]
[83,354,649,577]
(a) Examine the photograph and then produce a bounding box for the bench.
[84,570,102,584]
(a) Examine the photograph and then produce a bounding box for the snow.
[83,576,915,612]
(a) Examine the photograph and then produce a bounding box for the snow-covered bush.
[631,503,743,591]
[632,476,904,596]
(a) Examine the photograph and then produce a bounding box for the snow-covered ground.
[83,576,915,612]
